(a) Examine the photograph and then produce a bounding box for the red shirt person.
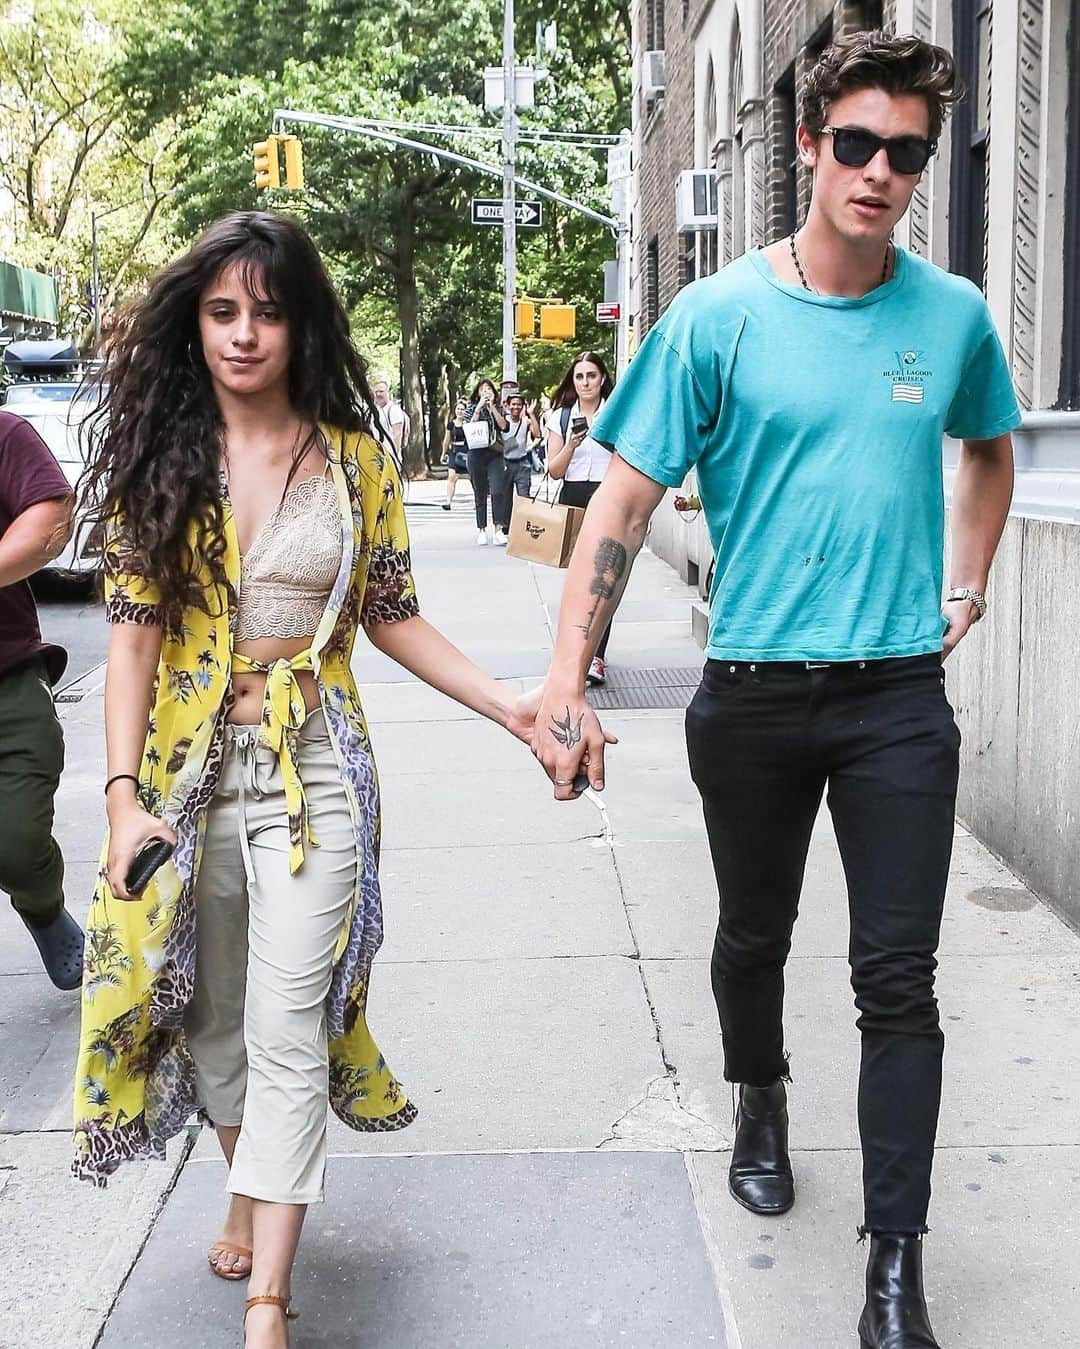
[0,409,84,988]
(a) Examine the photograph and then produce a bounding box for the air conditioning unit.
[675,169,718,232]
[642,50,666,103]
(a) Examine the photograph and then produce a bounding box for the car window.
[4,382,82,407]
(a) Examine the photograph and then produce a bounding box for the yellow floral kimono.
[73,427,419,1185]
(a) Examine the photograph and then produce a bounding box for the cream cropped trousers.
[185,709,355,1205]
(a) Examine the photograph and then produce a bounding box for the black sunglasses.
[821,125,936,175]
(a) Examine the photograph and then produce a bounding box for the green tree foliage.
[113,0,629,471]
[0,0,176,343]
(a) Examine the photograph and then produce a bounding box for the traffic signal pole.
[270,108,632,376]
[501,0,518,382]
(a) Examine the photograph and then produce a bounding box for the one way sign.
[471,198,543,228]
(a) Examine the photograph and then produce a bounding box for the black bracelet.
[104,773,140,796]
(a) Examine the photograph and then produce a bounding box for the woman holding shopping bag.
[464,377,508,545]
[547,350,616,685]
[73,211,539,1348]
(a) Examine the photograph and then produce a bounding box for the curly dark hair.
[802,31,962,145]
[78,210,381,634]
[551,351,615,409]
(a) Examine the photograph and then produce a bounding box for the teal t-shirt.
[591,247,1021,662]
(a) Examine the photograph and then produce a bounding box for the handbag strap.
[529,471,561,504]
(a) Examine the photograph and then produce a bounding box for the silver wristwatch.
[946,586,987,620]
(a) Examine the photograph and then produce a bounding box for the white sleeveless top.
[561,397,611,483]
[234,472,341,641]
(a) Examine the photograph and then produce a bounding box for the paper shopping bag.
[506,490,585,568]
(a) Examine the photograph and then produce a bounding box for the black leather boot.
[858,1233,941,1348]
[727,1080,794,1215]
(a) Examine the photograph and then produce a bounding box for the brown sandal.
[208,1241,252,1281]
[244,1296,298,1342]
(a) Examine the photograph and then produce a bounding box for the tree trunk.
[394,199,427,479]
[423,352,448,467]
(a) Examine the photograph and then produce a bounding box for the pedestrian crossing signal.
[282,136,304,191]
[252,136,280,190]
[515,300,536,338]
[539,304,576,341]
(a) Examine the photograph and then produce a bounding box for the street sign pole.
[501,0,518,381]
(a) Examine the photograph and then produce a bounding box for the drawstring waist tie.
[230,649,318,874]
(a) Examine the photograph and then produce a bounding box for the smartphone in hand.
[571,416,588,436]
[125,837,175,897]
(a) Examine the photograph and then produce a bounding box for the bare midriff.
[228,634,321,725]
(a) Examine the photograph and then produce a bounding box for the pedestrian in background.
[441,397,469,511]
[546,351,615,686]
[73,210,540,1349]
[0,409,84,990]
[499,392,541,523]
[531,394,552,471]
[465,377,508,546]
[372,375,406,465]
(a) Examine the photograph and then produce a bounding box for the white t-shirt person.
[554,397,610,482]
[375,400,406,447]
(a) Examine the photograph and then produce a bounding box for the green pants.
[0,658,65,924]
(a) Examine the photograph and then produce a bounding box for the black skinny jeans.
[467,447,504,529]
[558,478,612,660]
[685,654,960,1233]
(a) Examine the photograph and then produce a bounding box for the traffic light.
[539,304,576,341]
[514,300,535,338]
[282,135,304,191]
[252,135,280,190]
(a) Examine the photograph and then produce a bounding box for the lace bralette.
[234,474,341,641]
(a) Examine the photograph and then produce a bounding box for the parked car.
[6,382,105,582]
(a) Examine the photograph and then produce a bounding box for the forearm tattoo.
[577,536,629,641]
[550,706,584,748]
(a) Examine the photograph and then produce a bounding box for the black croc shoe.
[20,907,84,991]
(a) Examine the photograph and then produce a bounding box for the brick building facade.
[629,0,1080,413]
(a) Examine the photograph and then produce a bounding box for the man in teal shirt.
[533,31,1018,1349]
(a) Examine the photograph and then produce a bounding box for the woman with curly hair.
[74,211,538,1347]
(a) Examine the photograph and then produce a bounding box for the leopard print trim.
[149,706,228,1030]
[330,1098,420,1134]
[71,1110,166,1187]
[361,546,420,627]
[105,594,163,626]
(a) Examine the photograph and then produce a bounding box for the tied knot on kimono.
[232,649,319,873]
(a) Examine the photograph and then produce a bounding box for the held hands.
[106,801,177,901]
[531,685,618,801]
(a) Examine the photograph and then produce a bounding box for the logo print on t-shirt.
[884,349,931,404]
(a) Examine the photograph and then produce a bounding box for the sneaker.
[493,529,508,547]
[586,657,607,687]
[477,529,489,546]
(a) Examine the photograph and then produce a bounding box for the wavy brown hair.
[802,31,962,144]
[551,351,615,409]
[79,211,381,634]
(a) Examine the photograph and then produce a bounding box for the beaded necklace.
[788,232,891,293]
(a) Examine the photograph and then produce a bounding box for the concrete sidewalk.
[2,479,1078,1347]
